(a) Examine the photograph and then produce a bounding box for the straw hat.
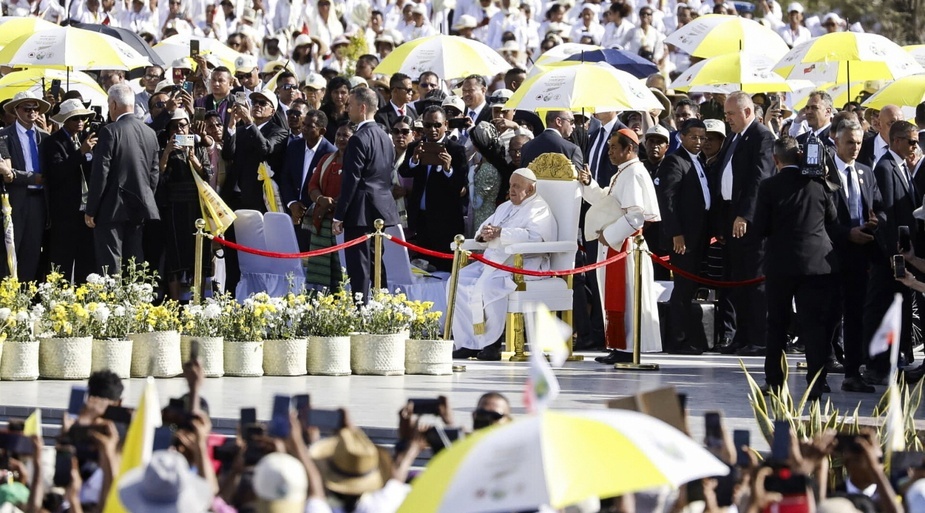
[309,428,392,495]
[51,98,94,124]
[4,91,51,115]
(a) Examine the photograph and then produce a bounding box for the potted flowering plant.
[129,301,183,378]
[0,277,40,381]
[180,293,234,377]
[36,270,94,379]
[262,293,308,376]
[351,289,413,376]
[404,300,452,375]
[81,272,135,378]
[221,294,271,377]
[304,288,357,376]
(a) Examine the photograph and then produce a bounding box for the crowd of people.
[0,362,924,512]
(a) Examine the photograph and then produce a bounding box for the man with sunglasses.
[519,110,584,171]
[374,73,417,129]
[274,72,301,112]
[864,120,922,385]
[0,92,51,281]
[233,54,263,94]
[135,65,165,117]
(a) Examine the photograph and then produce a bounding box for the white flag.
[524,349,560,413]
[525,303,571,367]
[869,293,902,358]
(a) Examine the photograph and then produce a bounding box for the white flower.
[91,304,111,324]
[0,308,10,321]
[114,305,126,317]
[86,273,103,285]
[15,311,30,323]
[203,304,222,319]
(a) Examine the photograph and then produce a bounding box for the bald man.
[858,104,903,169]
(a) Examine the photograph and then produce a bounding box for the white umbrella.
[533,42,603,68]
[374,34,510,80]
[506,62,663,113]
[153,34,245,70]
[397,409,730,513]
[665,14,790,60]
[0,27,151,71]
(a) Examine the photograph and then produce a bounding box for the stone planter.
[350,331,407,376]
[180,336,224,377]
[223,340,264,377]
[40,336,93,379]
[263,338,307,376]
[405,338,453,375]
[0,339,39,381]
[92,338,133,379]
[129,330,182,378]
[307,335,351,376]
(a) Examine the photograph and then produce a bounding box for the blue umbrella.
[563,49,659,79]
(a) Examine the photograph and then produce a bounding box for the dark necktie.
[468,110,477,123]
[903,162,917,199]
[589,128,606,180]
[844,165,861,224]
[26,129,40,189]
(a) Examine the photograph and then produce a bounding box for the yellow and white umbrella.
[0,68,108,115]
[396,410,729,513]
[153,34,245,71]
[505,62,662,113]
[0,16,58,50]
[374,35,509,80]
[862,74,925,110]
[773,32,922,98]
[665,14,790,60]
[670,51,809,94]
[0,26,151,71]
[903,45,925,69]
[533,42,602,68]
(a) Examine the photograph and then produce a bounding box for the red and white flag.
[869,293,902,360]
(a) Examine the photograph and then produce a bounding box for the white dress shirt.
[289,138,323,207]
[686,149,711,209]
[14,121,37,173]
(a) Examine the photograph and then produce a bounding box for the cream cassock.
[582,158,663,353]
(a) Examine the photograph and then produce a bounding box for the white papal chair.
[453,154,581,360]
[233,210,305,299]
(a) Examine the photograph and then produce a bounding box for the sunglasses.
[895,136,918,146]
[18,105,40,113]
[392,128,411,135]
[473,409,505,421]
[154,101,167,108]
[175,122,189,128]
[422,121,443,129]
[252,99,271,107]
[279,83,297,90]
[235,73,251,80]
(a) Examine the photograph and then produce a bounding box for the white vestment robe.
[451,193,558,350]
[581,159,663,353]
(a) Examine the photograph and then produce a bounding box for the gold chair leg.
[509,312,528,362]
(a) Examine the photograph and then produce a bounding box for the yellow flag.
[102,377,162,513]
[258,162,283,213]
[23,409,41,439]
[190,166,236,235]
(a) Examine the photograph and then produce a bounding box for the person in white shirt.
[624,7,666,65]
[406,3,437,40]
[601,2,634,49]
[308,0,345,48]
[486,0,529,49]
[571,3,605,44]
[777,2,811,47]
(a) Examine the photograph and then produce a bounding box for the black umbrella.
[68,21,164,72]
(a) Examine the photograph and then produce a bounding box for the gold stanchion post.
[443,234,466,340]
[373,219,384,291]
[564,274,584,361]
[615,234,659,371]
[192,218,206,305]
[508,254,528,362]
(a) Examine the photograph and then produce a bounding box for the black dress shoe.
[841,376,876,393]
[737,345,766,356]
[475,340,503,361]
[718,342,741,355]
[595,349,634,364]
[825,359,845,374]
[713,336,735,353]
[862,368,890,386]
[452,347,480,359]
[668,345,704,355]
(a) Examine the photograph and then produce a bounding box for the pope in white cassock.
[451,169,558,361]
[580,128,662,365]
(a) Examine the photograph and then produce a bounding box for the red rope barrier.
[469,250,628,277]
[211,234,369,259]
[648,252,766,288]
[386,235,456,260]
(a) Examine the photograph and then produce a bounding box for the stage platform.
[0,352,921,450]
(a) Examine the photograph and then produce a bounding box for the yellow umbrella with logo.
[374,35,510,80]
[861,74,925,110]
[0,16,57,50]
[670,51,810,94]
[0,26,151,71]
[665,14,790,60]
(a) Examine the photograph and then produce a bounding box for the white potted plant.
[405,300,451,375]
[0,277,39,381]
[180,292,233,377]
[222,295,266,377]
[262,293,308,376]
[129,301,183,378]
[84,273,133,379]
[351,289,412,376]
[36,270,93,380]
[305,288,356,376]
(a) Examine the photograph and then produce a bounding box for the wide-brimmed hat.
[453,14,477,30]
[649,87,671,121]
[51,98,94,124]
[309,428,392,496]
[118,451,212,513]
[4,91,51,115]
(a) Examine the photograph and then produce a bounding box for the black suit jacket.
[86,115,160,223]
[716,121,776,223]
[220,120,288,211]
[278,137,336,207]
[824,158,884,270]
[398,137,467,236]
[374,102,417,129]
[333,121,400,228]
[521,129,584,171]
[795,126,834,148]
[0,122,49,189]
[872,151,919,261]
[655,149,710,248]
[753,166,839,277]
[583,120,626,186]
[40,128,92,225]
[857,132,888,169]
